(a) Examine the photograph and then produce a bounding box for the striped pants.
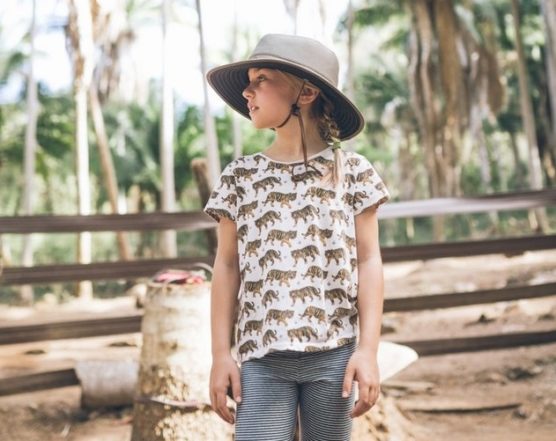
[235,341,356,441]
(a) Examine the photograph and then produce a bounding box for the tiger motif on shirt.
[289,286,320,305]
[253,176,281,194]
[245,239,261,257]
[262,289,279,307]
[255,210,281,232]
[325,248,346,265]
[288,326,318,342]
[238,201,258,218]
[291,245,320,264]
[325,288,348,304]
[305,187,336,203]
[234,167,258,180]
[259,250,282,269]
[266,229,297,246]
[265,270,296,286]
[265,309,295,325]
[244,280,264,296]
[220,174,235,189]
[302,266,328,282]
[300,306,326,324]
[243,319,264,336]
[264,191,297,208]
[262,329,278,346]
[291,205,320,225]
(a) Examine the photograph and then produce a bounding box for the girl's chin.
[250,119,272,130]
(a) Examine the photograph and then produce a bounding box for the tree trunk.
[433,0,466,197]
[20,0,38,305]
[408,0,445,239]
[510,0,549,232]
[230,4,242,160]
[541,0,556,159]
[344,0,356,152]
[160,0,177,258]
[196,0,221,187]
[89,86,133,261]
[191,159,217,255]
[283,0,300,35]
[131,279,232,441]
[67,0,95,299]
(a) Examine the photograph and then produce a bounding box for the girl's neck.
[265,115,327,162]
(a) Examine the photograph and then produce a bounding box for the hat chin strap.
[274,80,317,172]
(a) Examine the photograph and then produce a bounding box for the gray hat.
[206,33,364,141]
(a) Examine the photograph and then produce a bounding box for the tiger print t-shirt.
[204,146,390,363]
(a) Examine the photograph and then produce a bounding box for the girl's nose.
[242,84,254,99]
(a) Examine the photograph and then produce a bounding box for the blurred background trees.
[0,0,555,300]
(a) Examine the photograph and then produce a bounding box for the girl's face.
[242,68,298,129]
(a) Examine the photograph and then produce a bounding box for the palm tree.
[88,0,134,261]
[159,0,177,257]
[66,0,95,299]
[283,0,301,35]
[540,0,556,164]
[510,0,548,231]
[20,0,39,305]
[195,0,221,185]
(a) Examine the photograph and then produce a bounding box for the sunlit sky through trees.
[0,0,350,110]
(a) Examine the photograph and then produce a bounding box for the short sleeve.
[350,155,390,216]
[203,162,238,222]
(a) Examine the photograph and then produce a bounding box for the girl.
[204,33,390,440]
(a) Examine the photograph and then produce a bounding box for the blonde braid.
[313,95,344,189]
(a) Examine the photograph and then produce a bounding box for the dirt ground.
[0,250,555,440]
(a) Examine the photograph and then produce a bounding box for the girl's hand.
[209,355,242,424]
[342,348,380,418]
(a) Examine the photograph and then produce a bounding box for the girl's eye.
[256,75,266,83]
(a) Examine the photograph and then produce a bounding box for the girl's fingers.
[216,390,234,424]
[342,362,355,398]
[230,367,242,403]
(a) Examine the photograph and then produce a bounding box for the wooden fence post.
[191,158,217,255]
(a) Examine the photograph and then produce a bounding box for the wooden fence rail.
[1,282,555,346]
[2,234,556,286]
[0,188,555,234]
[1,329,555,397]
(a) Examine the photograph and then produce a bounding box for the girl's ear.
[299,86,320,105]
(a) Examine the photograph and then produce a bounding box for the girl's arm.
[342,205,384,418]
[209,217,242,424]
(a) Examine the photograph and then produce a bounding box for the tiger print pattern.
[204,147,389,363]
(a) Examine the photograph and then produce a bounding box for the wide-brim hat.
[206,33,364,141]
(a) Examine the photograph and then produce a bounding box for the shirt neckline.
[257,146,332,164]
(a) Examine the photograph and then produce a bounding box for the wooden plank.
[401,400,521,413]
[1,234,555,285]
[0,314,142,345]
[1,189,555,234]
[0,256,214,285]
[379,187,556,219]
[381,234,556,262]
[384,282,556,312]
[0,212,215,234]
[1,329,555,397]
[395,329,556,356]
[0,282,554,345]
[0,369,78,396]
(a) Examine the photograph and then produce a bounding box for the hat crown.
[249,34,339,87]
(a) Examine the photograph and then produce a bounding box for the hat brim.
[206,58,364,141]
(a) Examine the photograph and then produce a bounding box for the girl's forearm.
[356,256,384,355]
[210,258,240,359]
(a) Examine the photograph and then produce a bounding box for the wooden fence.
[0,188,555,396]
